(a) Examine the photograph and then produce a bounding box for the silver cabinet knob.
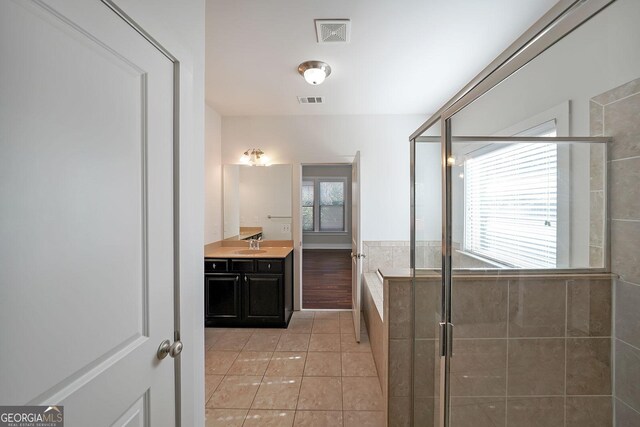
[212,263,216,269]
[157,339,183,360]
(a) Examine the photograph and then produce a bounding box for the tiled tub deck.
[363,269,615,427]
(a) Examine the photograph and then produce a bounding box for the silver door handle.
[157,339,183,360]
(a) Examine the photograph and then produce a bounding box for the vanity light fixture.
[298,60,332,85]
[239,148,270,166]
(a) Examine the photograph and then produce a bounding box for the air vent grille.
[297,96,324,104]
[315,19,351,43]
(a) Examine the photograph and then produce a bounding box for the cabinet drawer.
[230,259,255,272]
[256,259,283,274]
[205,259,228,273]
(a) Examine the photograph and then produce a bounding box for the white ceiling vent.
[297,96,324,104]
[315,19,351,43]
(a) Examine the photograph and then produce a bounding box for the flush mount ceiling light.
[298,60,332,85]
[239,148,270,166]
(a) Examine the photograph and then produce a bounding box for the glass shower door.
[444,130,608,427]
[412,120,443,426]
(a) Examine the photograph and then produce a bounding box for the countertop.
[205,240,293,259]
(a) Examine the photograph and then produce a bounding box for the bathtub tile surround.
[362,273,386,407]
[592,78,640,423]
[204,312,385,426]
[363,241,409,273]
[365,271,614,427]
[364,240,495,273]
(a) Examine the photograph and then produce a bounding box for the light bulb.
[239,153,250,163]
[303,68,326,85]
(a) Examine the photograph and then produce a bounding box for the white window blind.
[464,142,558,268]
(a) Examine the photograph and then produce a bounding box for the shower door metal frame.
[409,1,617,426]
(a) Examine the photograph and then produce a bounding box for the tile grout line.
[564,279,568,427]
[600,89,640,107]
[505,279,510,427]
[616,336,640,353]
[294,312,312,416]
[616,397,640,416]
[241,330,257,427]
[609,154,640,162]
[341,315,345,427]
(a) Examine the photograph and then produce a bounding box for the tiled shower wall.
[387,274,614,427]
[592,78,640,426]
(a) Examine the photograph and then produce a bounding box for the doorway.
[301,164,353,309]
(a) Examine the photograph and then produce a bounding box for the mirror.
[223,164,293,241]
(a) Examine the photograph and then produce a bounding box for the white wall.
[205,104,222,244]
[415,142,441,243]
[110,1,205,425]
[452,0,640,138]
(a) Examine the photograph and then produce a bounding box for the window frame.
[301,180,315,232]
[302,176,349,234]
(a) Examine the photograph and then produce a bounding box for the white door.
[351,152,362,342]
[0,1,178,426]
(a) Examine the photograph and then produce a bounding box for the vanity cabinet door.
[205,274,241,323]
[243,274,283,322]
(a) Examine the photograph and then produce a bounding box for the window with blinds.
[302,177,347,232]
[464,141,558,268]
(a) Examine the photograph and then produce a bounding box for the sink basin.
[235,249,267,254]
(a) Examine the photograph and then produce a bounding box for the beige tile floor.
[205,311,385,427]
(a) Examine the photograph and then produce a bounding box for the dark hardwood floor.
[302,249,352,309]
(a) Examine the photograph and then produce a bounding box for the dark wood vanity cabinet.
[204,274,241,322]
[244,274,282,322]
[204,252,293,327]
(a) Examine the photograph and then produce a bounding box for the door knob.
[157,339,183,360]
[169,340,183,358]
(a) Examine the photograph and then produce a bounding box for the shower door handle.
[439,322,454,357]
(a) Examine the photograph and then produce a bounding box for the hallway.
[302,250,352,310]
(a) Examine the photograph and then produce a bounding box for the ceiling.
[205,0,557,116]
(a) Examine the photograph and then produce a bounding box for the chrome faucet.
[248,238,261,250]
